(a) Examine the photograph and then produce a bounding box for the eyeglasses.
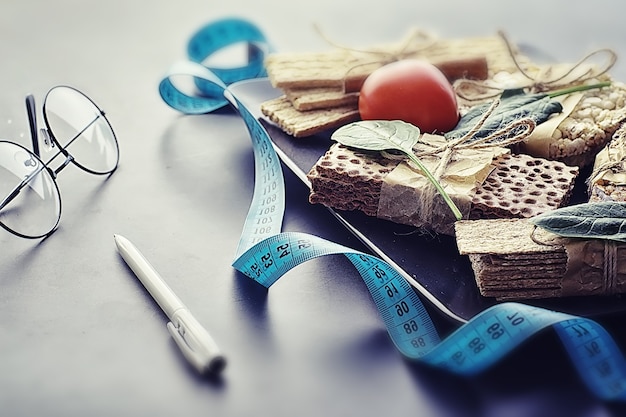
[0,85,119,239]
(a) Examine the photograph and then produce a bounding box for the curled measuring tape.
[159,18,626,401]
[158,17,271,114]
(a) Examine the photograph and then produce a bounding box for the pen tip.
[208,355,227,374]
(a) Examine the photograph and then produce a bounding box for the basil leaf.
[332,120,421,155]
[444,89,563,143]
[530,202,626,242]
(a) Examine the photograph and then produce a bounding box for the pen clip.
[167,309,226,375]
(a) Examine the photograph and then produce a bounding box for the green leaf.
[332,119,421,154]
[332,120,462,220]
[530,202,626,242]
[444,89,563,143]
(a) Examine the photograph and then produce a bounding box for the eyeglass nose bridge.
[39,127,55,152]
[28,90,115,177]
[45,151,75,179]
[38,126,76,178]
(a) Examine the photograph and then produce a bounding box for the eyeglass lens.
[0,142,61,238]
[43,86,119,175]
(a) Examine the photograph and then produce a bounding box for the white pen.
[114,234,226,375]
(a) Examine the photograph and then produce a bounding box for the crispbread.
[455,218,568,299]
[521,82,626,167]
[470,153,579,219]
[260,96,360,137]
[265,49,369,90]
[456,69,626,168]
[308,145,397,215]
[284,87,359,111]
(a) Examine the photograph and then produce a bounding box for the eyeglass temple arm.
[0,96,44,211]
[25,95,40,157]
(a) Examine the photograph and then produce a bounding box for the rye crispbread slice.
[307,143,579,234]
[261,96,360,137]
[277,56,488,111]
[284,87,359,111]
[308,144,397,216]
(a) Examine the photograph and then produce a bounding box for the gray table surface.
[2,1,626,416]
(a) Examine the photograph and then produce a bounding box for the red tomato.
[358,59,460,134]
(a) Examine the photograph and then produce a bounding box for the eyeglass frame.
[0,85,120,239]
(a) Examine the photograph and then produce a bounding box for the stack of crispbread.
[308,142,579,235]
[454,218,626,300]
[261,32,526,137]
[455,219,568,300]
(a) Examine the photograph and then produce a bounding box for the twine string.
[587,158,626,193]
[313,24,438,92]
[604,240,618,295]
[587,133,626,193]
[455,32,617,102]
[500,29,617,93]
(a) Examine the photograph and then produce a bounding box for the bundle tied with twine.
[377,99,537,234]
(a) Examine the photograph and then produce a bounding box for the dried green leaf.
[530,202,626,242]
[445,89,563,143]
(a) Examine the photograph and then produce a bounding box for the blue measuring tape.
[158,18,626,401]
[158,17,271,114]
